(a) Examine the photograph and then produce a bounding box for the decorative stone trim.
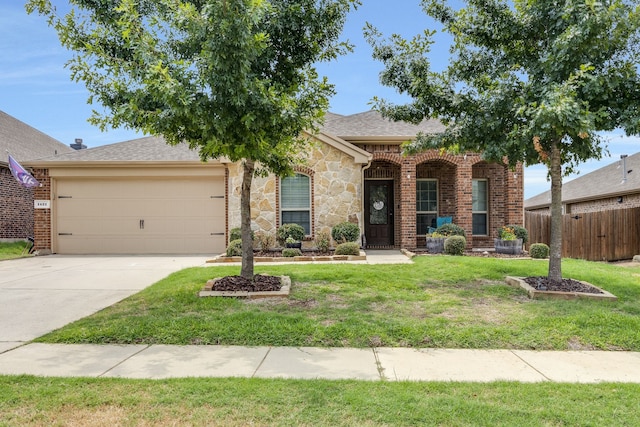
[505,276,617,301]
[207,251,367,263]
[199,275,291,299]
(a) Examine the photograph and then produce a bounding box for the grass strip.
[35,257,640,351]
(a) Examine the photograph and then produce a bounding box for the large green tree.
[28,0,358,279]
[366,0,640,283]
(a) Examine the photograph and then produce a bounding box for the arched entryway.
[364,160,400,247]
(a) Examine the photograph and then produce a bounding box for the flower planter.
[494,238,523,255]
[426,237,446,254]
[285,242,302,249]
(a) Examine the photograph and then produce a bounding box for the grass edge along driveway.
[34,256,640,351]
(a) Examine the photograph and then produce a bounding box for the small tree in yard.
[366,0,640,284]
[28,0,358,280]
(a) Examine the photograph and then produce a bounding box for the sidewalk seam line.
[98,344,151,378]
[252,347,271,378]
[510,350,552,382]
[372,348,386,381]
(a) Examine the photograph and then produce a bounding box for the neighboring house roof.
[0,110,73,166]
[524,152,640,209]
[320,110,445,140]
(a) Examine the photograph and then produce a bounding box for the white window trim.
[416,178,438,216]
[472,178,488,236]
[279,173,312,235]
[416,179,438,235]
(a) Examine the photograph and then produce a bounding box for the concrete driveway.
[0,255,209,352]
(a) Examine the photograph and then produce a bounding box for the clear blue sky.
[1,1,638,199]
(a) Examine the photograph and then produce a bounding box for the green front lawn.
[2,376,639,426]
[36,256,640,350]
[0,241,31,261]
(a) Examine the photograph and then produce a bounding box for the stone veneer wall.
[226,139,363,245]
[0,166,34,240]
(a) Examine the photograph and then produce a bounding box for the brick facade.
[32,168,51,253]
[0,166,34,240]
[358,145,524,250]
[566,193,640,214]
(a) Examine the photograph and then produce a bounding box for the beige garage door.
[55,177,225,254]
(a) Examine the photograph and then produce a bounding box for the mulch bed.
[523,276,604,294]
[255,250,334,257]
[212,275,282,292]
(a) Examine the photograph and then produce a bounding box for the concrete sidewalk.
[1,343,639,383]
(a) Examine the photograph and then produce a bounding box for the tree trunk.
[240,159,255,279]
[548,141,563,284]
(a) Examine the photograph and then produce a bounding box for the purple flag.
[8,154,40,188]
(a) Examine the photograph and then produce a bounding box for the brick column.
[400,157,417,249]
[456,161,473,248]
[505,163,524,226]
[32,169,52,254]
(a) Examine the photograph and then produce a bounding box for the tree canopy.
[28,0,358,278]
[366,0,640,281]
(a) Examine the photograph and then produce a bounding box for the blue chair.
[427,216,452,234]
[436,216,452,228]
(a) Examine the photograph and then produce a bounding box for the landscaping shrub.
[314,229,331,253]
[229,227,254,243]
[500,224,528,244]
[334,242,360,256]
[276,223,306,246]
[435,223,466,238]
[530,243,550,259]
[281,248,302,257]
[331,222,360,243]
[255,231,275,251]
[226,239,243,257]
[444,235,466,256]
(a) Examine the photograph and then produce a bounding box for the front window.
[416,179,438,235]
[472,179,488,235]
[280,173,311,234]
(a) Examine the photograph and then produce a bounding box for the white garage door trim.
[51,167,225,254]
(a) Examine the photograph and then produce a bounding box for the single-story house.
[0,110,74,241]
[525,152,640,213]
[26,111,524,254]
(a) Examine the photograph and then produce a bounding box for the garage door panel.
[55,176,225,254]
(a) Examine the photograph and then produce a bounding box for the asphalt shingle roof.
[320,110,445,138]
[39,135,203,162]
[0,110,73,163]
[25,110,445,164]
[524,152,640,209]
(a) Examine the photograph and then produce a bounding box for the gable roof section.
[0,110,73,165]
[524,152,640,209]
[27,111,436,167]
[26,135,214,166]
[308,131,372,164]
[320,110,445,140]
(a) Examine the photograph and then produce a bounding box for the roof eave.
[23,160,226,168]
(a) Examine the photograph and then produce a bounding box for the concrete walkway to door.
[0,255,210,352]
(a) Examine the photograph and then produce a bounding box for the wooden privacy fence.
[525,207,640,262]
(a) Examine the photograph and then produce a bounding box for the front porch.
[361,150,523,251]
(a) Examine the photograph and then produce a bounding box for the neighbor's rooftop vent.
[70,138,87,150]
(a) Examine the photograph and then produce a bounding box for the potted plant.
[426,223,466,254]
[276,223,305,248]
[495,225,525,255]
[425,231,446,253]
[285,236,302,249]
